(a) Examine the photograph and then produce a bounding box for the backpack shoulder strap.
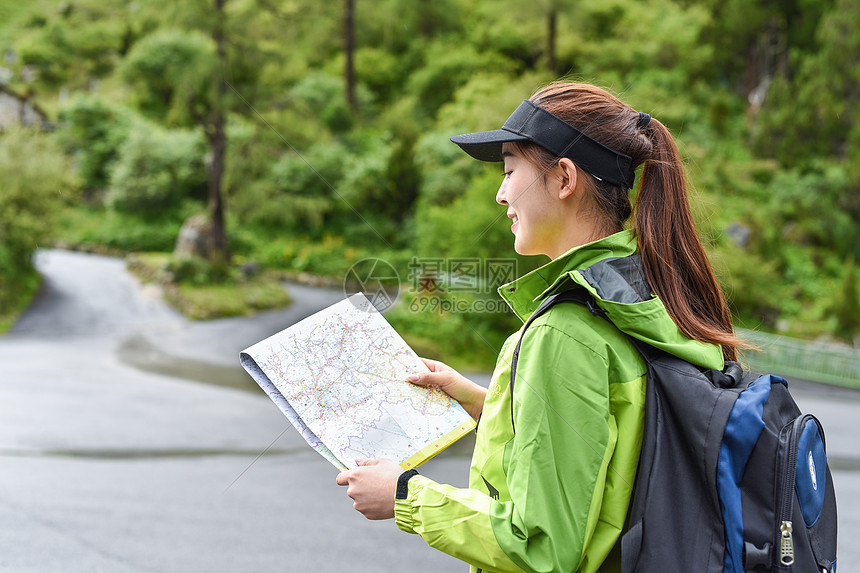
[508,288,595,432]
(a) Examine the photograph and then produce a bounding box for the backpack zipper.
[777,414,814,567]
[779,521,794,566]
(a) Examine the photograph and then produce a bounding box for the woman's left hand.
[335,458,402,520]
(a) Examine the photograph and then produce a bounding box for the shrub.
[106,123,207,217]
[231,141,345,234]
[833,257,860,343]
[763,163,858,260]
[0,128,78,318]
[120,28,215,124]
[289,72,357,133]
[338,131,420,234]
[58,94,137,190]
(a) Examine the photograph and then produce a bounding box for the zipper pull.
[779,521,795,566]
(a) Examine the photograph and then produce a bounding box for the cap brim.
[449,129,530,162]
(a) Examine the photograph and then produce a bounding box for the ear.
[556,158,578,200]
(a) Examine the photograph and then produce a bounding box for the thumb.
[407,371,445,386]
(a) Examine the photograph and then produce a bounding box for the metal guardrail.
[738,328,860,389]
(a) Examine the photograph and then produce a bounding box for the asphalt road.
[1,249,857,572]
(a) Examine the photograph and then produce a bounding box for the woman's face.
[496,143,563,257]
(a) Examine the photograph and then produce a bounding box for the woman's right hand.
[408,358,487,420]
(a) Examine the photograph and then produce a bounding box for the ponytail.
[635,119,743,361]
[528,82,747,361]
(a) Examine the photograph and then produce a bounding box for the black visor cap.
[450,100,635,189]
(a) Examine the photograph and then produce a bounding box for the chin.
[513,239,536,257]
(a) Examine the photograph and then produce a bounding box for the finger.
[355,458,379,467]
[408,371,445,387]
[421,358,446,372]
[335,471,350,486]
[406,372,433,385]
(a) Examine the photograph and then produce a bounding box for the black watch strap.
[395,469,419,500]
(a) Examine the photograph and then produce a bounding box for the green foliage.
[128,252,293,320]
[289,72,372,133]
[0,128,78,318]
[58,94,137,190]
[385,291,515,371]
[353,47,404,104]
[414,169,537,266]
[57,205,184,253]
[339,131,421,232]
[236,141,345,233]
[120,28,215,125]
[761,163,858,260]
[12,21,72,86]
[753,0,858,167]
[4,0,857,353]
[106,123,207,217]
[166,256,231,286]
[833,257,860,342]
[406,42,517,119]
[710,243,793,329]
[7,1,131,90]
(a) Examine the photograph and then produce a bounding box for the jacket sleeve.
[395,322,616,573]
[395,476,525,572]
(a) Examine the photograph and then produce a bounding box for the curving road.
[1,249,857,571]
[0,250,469,573]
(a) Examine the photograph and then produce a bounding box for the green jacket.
[395,230,724,572]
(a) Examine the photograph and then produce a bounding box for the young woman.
[336,82,743,572]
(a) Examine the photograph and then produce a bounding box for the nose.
[496,179,507,206]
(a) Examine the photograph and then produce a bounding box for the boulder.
[174,214,210,260]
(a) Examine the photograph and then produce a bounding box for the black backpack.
[510,285,838,572]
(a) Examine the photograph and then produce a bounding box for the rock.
[240,261,260,279]
[174,214,210,260]
[725,222,751,248]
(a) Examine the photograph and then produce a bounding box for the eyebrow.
[501,151,514,159]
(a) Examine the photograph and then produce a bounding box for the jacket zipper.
[777,414,815,567]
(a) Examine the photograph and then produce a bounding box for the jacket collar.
[498,230,637,322]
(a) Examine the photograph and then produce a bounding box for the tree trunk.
[547,9,558,75]
[208,0,230,263]
[419,0,436,39]
[345,0,356,111]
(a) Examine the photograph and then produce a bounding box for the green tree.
[0,128,78,322]
[119,0,272,263]
[57,95,136,191]
[106,124,207,217]
[753,0,857,164]
[344,0,356,110]
[834,258,860,343]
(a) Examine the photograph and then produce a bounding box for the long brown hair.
[518,82,744,361]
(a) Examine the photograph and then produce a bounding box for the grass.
[166,280,292,320]
[0,271,41,334]
[0,1,32,46]
[56,205,183,254]
[128,252,293,321]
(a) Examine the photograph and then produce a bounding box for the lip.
[507,211,518,232]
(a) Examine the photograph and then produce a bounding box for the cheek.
[509,176,531,204]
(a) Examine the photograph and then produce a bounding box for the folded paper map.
[240,293,476,470]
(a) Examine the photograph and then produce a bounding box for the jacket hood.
[498,231,724,370]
